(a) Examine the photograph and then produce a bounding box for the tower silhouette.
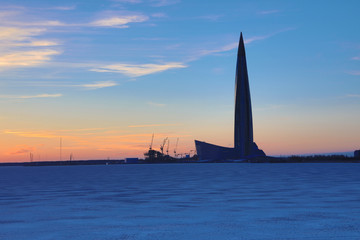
[195,32,265,160]
[234,32,253,158]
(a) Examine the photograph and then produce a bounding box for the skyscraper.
[195,33,265,160]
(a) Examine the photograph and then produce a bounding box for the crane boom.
[149,133,154,150]
[174,138,179,157]
[166,139,170,155]
[160,137,168,154]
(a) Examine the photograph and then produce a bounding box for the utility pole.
[60,137,62,161]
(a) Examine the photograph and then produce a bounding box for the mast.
[60,137,62,161]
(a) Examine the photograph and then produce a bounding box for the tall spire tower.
[234,32,253,157]
[195,32,265,161]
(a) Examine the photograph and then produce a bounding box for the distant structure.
[125,158,139,164]
[355,150,360,159]
[195,33,265,160]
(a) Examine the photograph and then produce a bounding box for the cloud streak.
[0,27,61,69]
[51,6,76,11]
[345,94,360,98]
[191,28,295,61]
[4,130,61,138]
[0,93,62,99]
[347,71,360,75]
[128,123,181,128]
[90,30,290,78]
[257,10,280,15]
[0,49,61,68]
[0,8,148,29]
[0,27,44,42]
[80,81,118,89]
[151,0,181,7]
[91,14,148,28]
[8,145,35,155]
[112,0,143,4]
[91,62,186,77]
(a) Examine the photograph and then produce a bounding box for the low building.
[125,158,139,164]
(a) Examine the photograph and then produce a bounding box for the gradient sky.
[1,0,360,162]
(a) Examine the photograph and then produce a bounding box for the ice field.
[1,163,360,239]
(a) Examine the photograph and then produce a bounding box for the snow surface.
[1,163,360,239]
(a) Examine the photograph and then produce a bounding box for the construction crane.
[174,138,179,157]
[149,133,154,150]
[160,137,168,155]
[166,139,170,156]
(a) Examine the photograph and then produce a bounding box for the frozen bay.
[1,163,360,239]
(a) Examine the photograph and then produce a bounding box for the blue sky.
[0,0,359,161]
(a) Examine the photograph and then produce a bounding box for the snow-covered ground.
[1,163,360,239]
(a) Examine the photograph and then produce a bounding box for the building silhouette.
[195,33,265,160]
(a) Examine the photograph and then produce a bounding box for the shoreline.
[1,156,360,167]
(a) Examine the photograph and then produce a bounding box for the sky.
[0,0,359,162]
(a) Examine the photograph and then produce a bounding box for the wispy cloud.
[4,130,60,138]
[0,27,44,42]
[3,128,107,141]
[3,20,66,27]
[0,93,62,99]
[347,71,360,75]
[0,9,146,29]
[128,123,180,128]
[0,27,60,69]
[345,94,360,98]
[80,81,118,89]
[4,128,108,140]
[151,0,181,7]
[8,145,35,155]
[91,62,186,77]
[13,40,59,47]
[51,6,76,11]
[133,37,171,41]
[351,56,360,60]
[146,101,167,107]
[17,80,118,90]
[112,0,143,4]
[112,0,143,3]
[91,14,148,28]
[0,50,61,68]
[257,9,280,15]
[57,128,107,132]
[191,28,295,61]
[112,0,179,6]
[197,42,238,56]
[245,34,276,44]
[151,12,167,18]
